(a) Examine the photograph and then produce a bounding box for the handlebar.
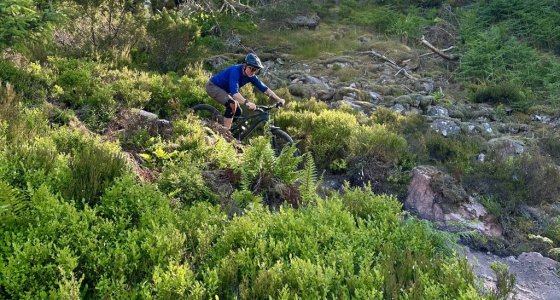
[255,102,283,112]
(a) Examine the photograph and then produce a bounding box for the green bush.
[238,136,302,193]
[471,82,528,110]
[458,8,560,103]
[276,106,408,173]
[157,157,218,206]
[0,59,49,104]
[470,0,560,54]
[343,6,400,32]
[490,261,516,299]
[195,191,482,299]
[545,217,560,246]
[63,139,127,205]
[145,9,201,72]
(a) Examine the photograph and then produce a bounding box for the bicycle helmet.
[244,53,264,69]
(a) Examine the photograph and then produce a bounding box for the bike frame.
[230,106,277,141]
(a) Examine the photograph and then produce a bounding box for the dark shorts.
[205,80,231,104]
[205,80,241,118]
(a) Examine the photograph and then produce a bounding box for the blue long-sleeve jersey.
[209,64,268,95]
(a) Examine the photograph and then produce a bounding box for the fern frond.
[300,153,318,205]
[273,144,303,185]
[0,180,28,225]
[239,136,275,191]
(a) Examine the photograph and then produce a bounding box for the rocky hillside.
[1,0,559,298]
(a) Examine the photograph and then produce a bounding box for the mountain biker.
[205,53,286,129]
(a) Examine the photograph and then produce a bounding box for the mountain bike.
[192,103,295,155]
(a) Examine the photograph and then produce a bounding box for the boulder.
[287,14,320,30]
[427,105,449,117]
[430,118,462,136]
[487,137,525,160]
[405,166,502,237]
[288,82,330,100]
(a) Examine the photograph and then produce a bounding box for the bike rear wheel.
[271,128,296,156]
[192,104,223,125]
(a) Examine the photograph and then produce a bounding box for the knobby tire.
[192,104,223,125]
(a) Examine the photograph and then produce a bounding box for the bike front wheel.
[271,128,296,156]
[192,104,223,125]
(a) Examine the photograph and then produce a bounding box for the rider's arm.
[232,93,256,110]
[264,88,286,105]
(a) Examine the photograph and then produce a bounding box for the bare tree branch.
[361,49,419,81]
[419,45,455,57]
[420,35,458,60]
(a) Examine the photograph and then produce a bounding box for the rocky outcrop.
[405,166,502,237]
[466,249,560,300]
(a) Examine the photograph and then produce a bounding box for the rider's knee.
[224,99,242,118]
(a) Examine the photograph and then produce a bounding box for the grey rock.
[288,15,320,30]
[132,109,158,122]
[368,91,383,104]
[431,118,461,136]
[487,137,525,160]
[390,103,406,114]
[427,105,449,117]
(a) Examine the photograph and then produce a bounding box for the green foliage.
[469,0,560,54]
[541,133,560,165]
[63,138,127,205]
[0,0,59,50]
[329,158,347,174]
[157,157,218,206]
[196,193,481,299]
[342,5,400,32]
[57,0,148,62]
[341,183,402,222]
[149,261,202,299]
[545,217,560,246]
[146,9,202,72]
[277,106,408,174]
[0,59,49,104]
[169,114,209,157]
[299,153,319,205]
[516,152,560,205]
[0,181,29,226]
[470,82,528,111]
[465,152,560,251]
[458,6,560,104]
[308,109,358,167]
[489,261,516,299]
[423,133,483,172]
[239,136,302,192]
[548,248,560,261]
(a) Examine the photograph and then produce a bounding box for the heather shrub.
[490,261,516,299]
[545,217,560,245]
[276,107,408,173]
[194,189,482,299]
[423,133,483,173]
[157,157,218,206]
[145,9,201,72]
[0,59,49,104]
[63,138,127,205]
